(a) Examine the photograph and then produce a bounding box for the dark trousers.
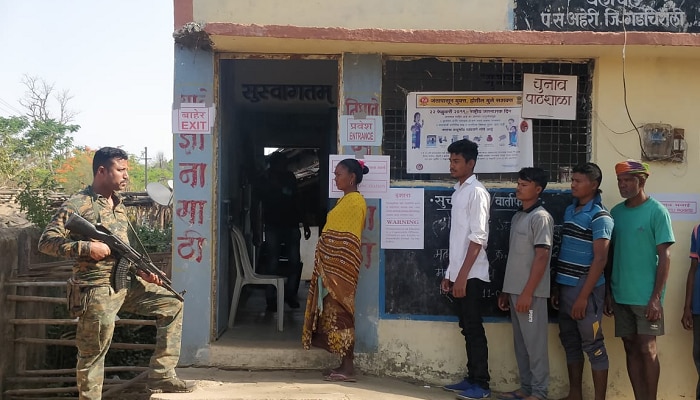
[452,278,490,390]
[261,226,302,303]
[694,315,700,400]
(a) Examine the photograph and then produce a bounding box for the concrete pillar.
[339,53,382,353]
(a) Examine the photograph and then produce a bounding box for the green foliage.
[17,118,78,165]
[0,116,29,186]
[129,223,173,253]
[0,116,79,187]
[16,177,59,230]
[126,155,174,192]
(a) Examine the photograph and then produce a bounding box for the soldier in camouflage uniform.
[38,147,193,399]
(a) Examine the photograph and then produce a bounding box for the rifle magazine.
[111,258,133,292]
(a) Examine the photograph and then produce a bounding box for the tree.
[19,75,76,125]
[17,75,79,176]
[126,154,174,192]
[54,147,95,194]
[0,76,79,187]
[0,116,28,187]
[153,151,168,169]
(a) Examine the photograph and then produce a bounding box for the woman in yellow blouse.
[302,158,369,382]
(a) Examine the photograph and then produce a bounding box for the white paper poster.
[339,115,383,146]
[328,155,390,199]
[522,74,578,120]
[381,188,424,249]
[406,92,533,174]
[172,103,216,134]
[650,193,700,221]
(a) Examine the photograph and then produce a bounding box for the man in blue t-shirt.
[606,160,674,400]
[554,162,612,400]
[682,224,700,399]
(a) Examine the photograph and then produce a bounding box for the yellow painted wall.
[192,0,511,31]
[593,54,700,399]
[364,55,700,399]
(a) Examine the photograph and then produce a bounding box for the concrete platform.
[151,368,462,400]
[210,284,337,370]
[162,285,499,400]
[210,330,337,371]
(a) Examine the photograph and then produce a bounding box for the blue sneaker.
[443,379,474,392]
[456,385,491,399]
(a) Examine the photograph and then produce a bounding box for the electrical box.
[671,128,686,162]
[641,123,673,161]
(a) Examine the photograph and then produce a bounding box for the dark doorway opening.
[217,58,339,342]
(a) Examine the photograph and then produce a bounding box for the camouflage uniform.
[38,186,183,400]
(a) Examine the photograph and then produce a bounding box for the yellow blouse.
[323,191,367,239]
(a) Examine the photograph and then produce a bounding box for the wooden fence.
[0,198,173,399]
[0,189,172,230]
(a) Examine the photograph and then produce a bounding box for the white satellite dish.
[146,182,173,206]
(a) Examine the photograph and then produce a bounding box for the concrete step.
[207,333,337,370]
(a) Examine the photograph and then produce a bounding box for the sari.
[302,192,366,357]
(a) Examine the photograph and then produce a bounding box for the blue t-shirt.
[689,224,700,314]
[610,197,675,306]
[556,194,613,287]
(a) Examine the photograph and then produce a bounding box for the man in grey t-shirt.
[498,167,554,400]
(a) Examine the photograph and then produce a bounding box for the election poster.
[406,92,533,174]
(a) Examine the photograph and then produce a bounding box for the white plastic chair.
[228,226,286,332]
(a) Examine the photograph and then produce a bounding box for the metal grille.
[382,58,593,183]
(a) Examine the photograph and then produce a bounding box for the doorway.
[216,58,339,343]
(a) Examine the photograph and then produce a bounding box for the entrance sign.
[406,92,533,174]
[172,103,216,134]
[340,115,383,146]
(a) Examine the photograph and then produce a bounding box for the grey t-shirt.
[502,205,554,298]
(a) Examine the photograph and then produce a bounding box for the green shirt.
[610,197,674,306]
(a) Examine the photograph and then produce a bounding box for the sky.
[0,1,175,161]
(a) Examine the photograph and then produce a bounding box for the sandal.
[497,390,526,400]
[323,372,357,382]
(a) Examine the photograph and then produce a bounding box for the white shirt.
[446,175,491,283]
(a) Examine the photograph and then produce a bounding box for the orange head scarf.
[614,160,650,176]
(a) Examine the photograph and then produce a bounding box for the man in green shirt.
[606,160,674,400]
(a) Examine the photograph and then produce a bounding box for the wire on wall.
[620,20,650,161]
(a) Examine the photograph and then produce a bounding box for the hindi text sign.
[328,155,390,199]
[172,103,216,134]
[381,188,425,249]
[522,74,578,120]
[650,193,700,222]
[340,115,383,146]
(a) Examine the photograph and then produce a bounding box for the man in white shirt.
[441,139,492,400]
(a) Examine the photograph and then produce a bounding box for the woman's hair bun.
[362,165,369,175]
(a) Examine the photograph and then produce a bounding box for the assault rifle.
[65,213,185,301]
